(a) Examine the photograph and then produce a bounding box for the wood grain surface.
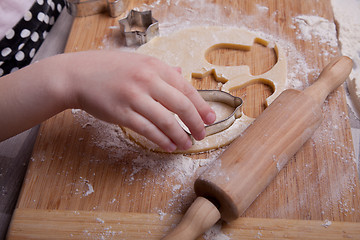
[8,208,360,239]
[7,0,360,239]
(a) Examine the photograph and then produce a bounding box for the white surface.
[331,0,360,170]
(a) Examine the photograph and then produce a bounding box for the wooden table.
[7,0,360,239]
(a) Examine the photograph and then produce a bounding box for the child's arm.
[0,50,215,152]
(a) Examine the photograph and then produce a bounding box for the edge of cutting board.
[7,208,360,239]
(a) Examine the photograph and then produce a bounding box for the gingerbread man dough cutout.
[123,26,287,153]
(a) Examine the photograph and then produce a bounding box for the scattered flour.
[331,0,360,81]
[107,0,318,91]
[96,217,105,224]
[331,0,360,178]
[72,110,223,213]
[203,222,231,240]
[322,219,332,228]
[83,182,94,197]
[158,209,167,221]
[331,0,360,118]
[292,15,338,47]
[80,177,94,197]
[255,230,263,239]
[255,4,269,13]
[68,0,360,238]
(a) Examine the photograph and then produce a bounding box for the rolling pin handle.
[304,56,353,105]
[162,197,221,240]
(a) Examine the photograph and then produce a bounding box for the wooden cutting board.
[7,0,360,239]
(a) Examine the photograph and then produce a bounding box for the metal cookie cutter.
[119,10,159,46]
[178,90,243,140]
[65,0,124,18]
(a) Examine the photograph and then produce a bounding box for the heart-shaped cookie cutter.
[119,10,159,46]
[179,90,243,140]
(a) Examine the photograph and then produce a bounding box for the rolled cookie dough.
[124,26,287,153]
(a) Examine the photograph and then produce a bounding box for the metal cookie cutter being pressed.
[178,90,243,141]
[119,10,159,46]
[65,0,124,17]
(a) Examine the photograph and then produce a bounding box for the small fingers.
[181,83,216,125]
[151,82,207,141]
[130,95,193,150]
[159,66,216,125]
[122,110,179,152]
[114,55,214,146]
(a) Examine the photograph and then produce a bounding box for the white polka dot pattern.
[15,51,25,61]
[57,4,62,12]
[29,48,36,58]
[5,29,15,40]
[18,43,25,50]
[37,12,45,22]
[0,0,64,76]
[1,48,11,57]
[31,32,39,42]
[24,11,33,21]
[20,29,31,38]
[49,16,55,25]
[10,67,19,73]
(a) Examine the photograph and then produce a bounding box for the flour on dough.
[124,26,287,153]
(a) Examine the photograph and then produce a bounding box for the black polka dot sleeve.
[0,0,65,77]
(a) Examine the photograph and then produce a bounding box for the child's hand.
[65,50,216,152]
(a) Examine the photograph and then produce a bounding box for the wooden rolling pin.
[163,56,353,240]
